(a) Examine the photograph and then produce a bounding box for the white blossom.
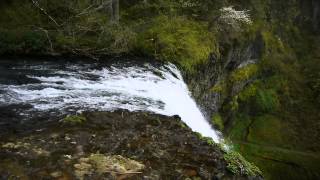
[219,6,252,31]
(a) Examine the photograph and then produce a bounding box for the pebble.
[50,171,63,178]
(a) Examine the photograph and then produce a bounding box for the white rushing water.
[0,62,221,142]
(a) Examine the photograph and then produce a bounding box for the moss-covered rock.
[62,114,87,125]
[136,15,216,72]
[224,150,262,176]
[230,64,259,83]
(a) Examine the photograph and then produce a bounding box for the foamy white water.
[0,61,221,142]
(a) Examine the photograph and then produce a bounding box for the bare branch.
[75,0,112,17]
[37,27,54,53]
[30,0,60,27]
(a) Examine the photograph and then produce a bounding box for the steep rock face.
[0,110,261,179]
[184,34,264,121]
[185,40,320,180]
[184,1,320,179]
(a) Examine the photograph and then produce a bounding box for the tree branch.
[30,0,60,28]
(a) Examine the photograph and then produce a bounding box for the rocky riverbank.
[0,110,261,179]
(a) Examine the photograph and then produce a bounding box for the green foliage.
[52,23,137,55]
[211,114,224,131]
[107,25,137,54]
[0,0,224,71]
[224,150,262,176]
[237,81,279,113]
[0,0,138,56]
[306,64,320,103]
[223,18,320,178]
[136,15,216,71]
[0,0,42,28]
[0,28,48,54]
[62,114,86,125]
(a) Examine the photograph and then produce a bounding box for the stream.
[0,58,220,142]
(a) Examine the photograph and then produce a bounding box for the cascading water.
[0,60,221,142]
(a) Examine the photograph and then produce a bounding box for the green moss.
[238,82,259,102]
[194,132,203,139]
[227,114,252,141]
[62,115,86,125]
[230,96,239,112]
[255,89,279,112]
[215,1,320,179]
[261,31,287,54]
[194,132,216,146]
[211,80,226,93]
[224,150,262,176]
[211,84,223,93]
[247,115,284,146]
[230,64,259,83]
[136,15,216,72]
[179,122,187,129]
[202,137,216,146]
[235,142,320,180]
[211,114,224,131]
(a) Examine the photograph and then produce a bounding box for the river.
[0,58,220,142]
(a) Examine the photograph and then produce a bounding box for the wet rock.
[0,110,261,179]
[183,34,264,120]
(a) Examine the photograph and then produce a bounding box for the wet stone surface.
[0,110,251,179]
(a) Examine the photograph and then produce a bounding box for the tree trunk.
[312,0,320,31]
[105,0,113,21]
[112,0,119,23]
[106,0,119,23]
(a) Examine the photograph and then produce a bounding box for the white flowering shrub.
[178,0,200,8]
[218,6,252,31]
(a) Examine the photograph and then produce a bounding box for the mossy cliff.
[0,0,320,179]
[184,1,320,179]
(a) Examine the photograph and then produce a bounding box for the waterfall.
[0,60,221,142]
